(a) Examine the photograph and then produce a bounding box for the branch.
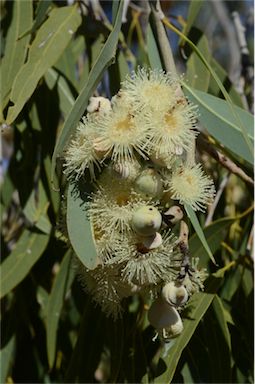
[197,134,254,186]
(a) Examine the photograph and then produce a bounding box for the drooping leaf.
[1,0,33,112]
[152,275,222,384]
[6,5,82,124]
[209,58,243,107]
[189,217,235,267]
[185,204,216,265]
[46,250,75,368]
[51,0,124,185]
[146,23,162,70]
[186,35,210,92]
[0,230,49,299]
[23,180,52,234]
[183,85,254,164]
[180,0,204,47]
[0,334,16,384]
[163,19,253,158]
[66,182,98,270]
[213,295,231,350]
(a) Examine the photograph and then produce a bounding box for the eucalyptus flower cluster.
[64,68,215,340]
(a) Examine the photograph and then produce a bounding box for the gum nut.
[141,232,162,250]
[131,206,162,236]
[165,317,184,337]
[87,96,111,114]
[164,206,183,224]
[135,168,163,198]
[162,282,189,307]
[148,298,183,332]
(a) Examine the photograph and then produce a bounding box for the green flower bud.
[134,168,163,199]
[131,206,162,236]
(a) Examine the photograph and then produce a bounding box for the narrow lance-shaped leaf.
[185,204,216,265]
[0,335,16,384]
[163,19,253,158]
[50,0,124,185]
[0,0,33,112]
[183,84,254,164]
[0,230,49,299]
[179,0,204,47]
[6,5,81,124]
[189,217,235,268]
[146,23,162,70]
[46,250,75,368]
[151,275,223,384]
[66,182,98,270]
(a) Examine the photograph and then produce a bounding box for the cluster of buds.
[64,68,215,339]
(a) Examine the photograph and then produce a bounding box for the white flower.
[121,67,179,113]
[166,163,215,211]
[145,102,198,159]
[109,231,181,286]
[91,103,149,164]
[63,115,104,180]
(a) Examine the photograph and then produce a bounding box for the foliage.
[1,1,253,383]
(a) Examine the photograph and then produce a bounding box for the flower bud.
[135,168,163,199]
[131,206,162,236]
[87,96,112,115]
[148,298,183,337]
[161,282,188,307]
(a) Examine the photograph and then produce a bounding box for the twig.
[205,173,230,227]
[150,0,178,76]
[197,134,254,186]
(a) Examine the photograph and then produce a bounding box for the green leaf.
[213,295,231,350]
[0,230,49,299]
[66,182,98,270]
[180,0,204,47]
[153,275,222,384]
[185,204,216,265]
[0,335,16,384]
[44,68,75,118]
[6,5,82,124]
[1,0,33,111]
[164,20,253,158]
[182,85,254,164]
[209,58,243,107]
[186,35,210,92]
[51,0,124,185]
[189,217,235,267]
[146,23,162,70]
[23,180,52,234]
[46,250,75,368]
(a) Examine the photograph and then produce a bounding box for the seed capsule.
[148,298,183,337]
[131,206,162,236]
[140,232,163,250]
[135,168,163,199]
[164,205,183,224]
[161,282,188,307]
